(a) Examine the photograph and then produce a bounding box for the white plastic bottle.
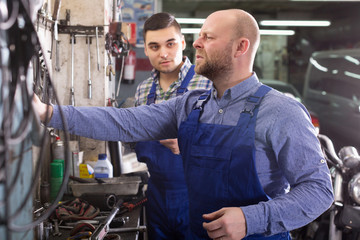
[94,154,113,178]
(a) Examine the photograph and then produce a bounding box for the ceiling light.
[177,18,330,28]
[181,28,201,34]
[291,0,357,1]
[181,28,295,36]
[260,20,331,27]
[176,18,205,24]
[259,29,295,35]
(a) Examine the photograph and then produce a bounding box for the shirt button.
[321,159,326,164]
[218,109,224,114]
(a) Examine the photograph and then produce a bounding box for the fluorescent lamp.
[260,20,331,27]
[291,0,356,1]
[259,29,295,35]
[181,28,201,34]
[176,18,205,24]
[181,28,295,36]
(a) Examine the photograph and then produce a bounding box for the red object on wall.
[123,49,136,84]
[126,23,137,45]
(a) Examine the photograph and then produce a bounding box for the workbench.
[49,205,146,240]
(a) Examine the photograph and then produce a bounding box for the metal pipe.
[109,226,147,233]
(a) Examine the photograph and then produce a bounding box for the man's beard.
[195,43,233,80]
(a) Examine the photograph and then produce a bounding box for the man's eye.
[168,42,175,47]
[150,45,159,50]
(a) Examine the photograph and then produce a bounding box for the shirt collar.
[212,72,260,100]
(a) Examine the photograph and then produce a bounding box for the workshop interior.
[1,0,360,239]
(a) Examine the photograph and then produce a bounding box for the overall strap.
[187,89,212,123]
[146,81,157,105]
[176,65,195,96]
[237,85,272,127]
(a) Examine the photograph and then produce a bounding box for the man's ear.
[181,35,186,51]
[144,45,148,56]
[234,38,250,57]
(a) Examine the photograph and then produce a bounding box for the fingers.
[203,207,247,240]
[159,138,180,154]
[203,208,225,221]
[203,208,225,233]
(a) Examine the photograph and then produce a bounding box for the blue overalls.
[178,85,291,240]
[135,66,195,240]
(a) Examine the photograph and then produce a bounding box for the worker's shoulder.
[180,88,211,103]
[261,88,308,115]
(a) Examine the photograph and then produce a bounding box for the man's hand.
[159,138,180,155]
[202,207,246,240]
[32,94,53,122]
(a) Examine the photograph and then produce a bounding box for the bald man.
[35,9,333,240]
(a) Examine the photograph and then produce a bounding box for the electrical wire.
[0,0,71,234]
[9,36,71,234]
[0,0,19,30]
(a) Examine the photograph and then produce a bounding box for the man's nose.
[160,49,168,58]
[193,38,202,49]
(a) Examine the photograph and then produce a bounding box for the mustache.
[196,50,206,56]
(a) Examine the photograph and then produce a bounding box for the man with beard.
[34,9,333,240]
[134,13,211,240]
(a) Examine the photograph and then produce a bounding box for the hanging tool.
[52,0,62,21]
[70,34,75,106]
[106,53,115,81]
[96,27,100,71]
[87,36,92,99]
[52,0,61,65]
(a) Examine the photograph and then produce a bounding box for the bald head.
[207,9,260,57]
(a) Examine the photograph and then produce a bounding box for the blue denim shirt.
[50,73,333,236]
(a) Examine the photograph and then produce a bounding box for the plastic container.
[50,162,63,202]
[53,159,64,171]
[94,154,113,178]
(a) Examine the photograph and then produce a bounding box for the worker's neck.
[159,67,181,92]
[213,71,253,99]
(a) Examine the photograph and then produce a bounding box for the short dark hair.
[143,12,182,42]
